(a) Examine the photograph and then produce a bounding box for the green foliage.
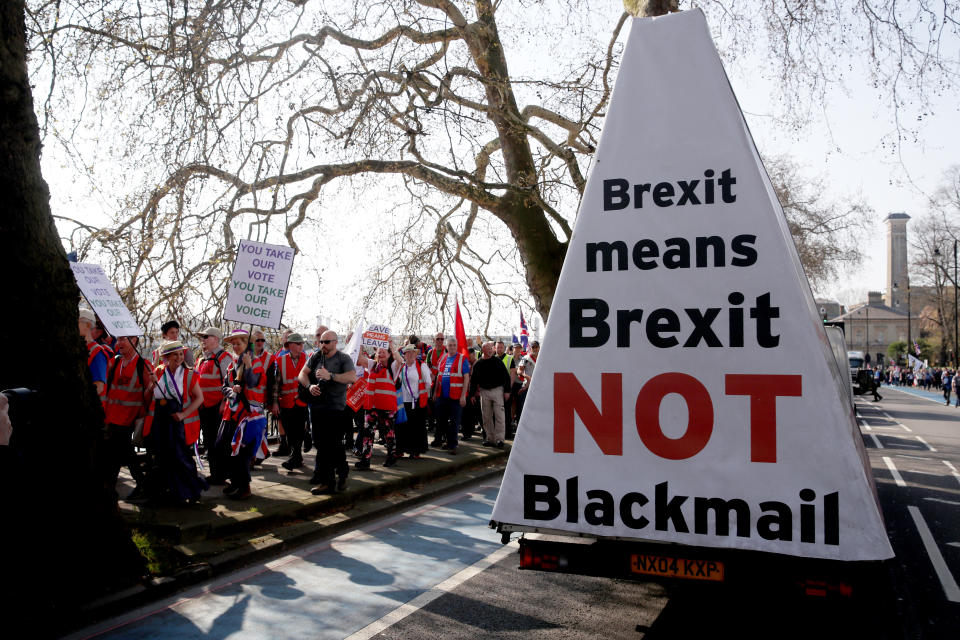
[130,529,185,576]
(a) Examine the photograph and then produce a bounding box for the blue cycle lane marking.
[76,483,503,640]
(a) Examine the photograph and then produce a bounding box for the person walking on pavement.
[495,340,516,439]
[433,336,471,455]
[360,346,399,468]
[102,335,152,500]
[79,308,109,407]
[953,373,960,407]
[268,329,293,456]
[394,343,432,459]
[271,333,309,470]
[472,341,511,448]
[943,370,953,406]
[196,327,233,485]
[143,341,207,504]
[220,329,267,499]
[298,330,357,494]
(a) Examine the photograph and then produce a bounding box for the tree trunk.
[0,1,143,629]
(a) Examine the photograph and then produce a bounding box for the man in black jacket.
[470,341,512,448]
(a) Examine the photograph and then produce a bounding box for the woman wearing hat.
[142,341,208,504]
[219,329,267,499]
[359,346,399,469]
[394,343,432,459]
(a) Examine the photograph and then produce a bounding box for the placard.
[224,240,295,329]
[491,10,892,562]
[361,324,391,351]
[70,262,143,337]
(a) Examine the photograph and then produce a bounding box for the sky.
[38,4,960,335]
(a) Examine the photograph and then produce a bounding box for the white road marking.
[883,457,906,487]
[879,410,912,431]
[344,542,518,640]
[915,436,937,452]
[908,506,960,603]
[944,460,960,487]
[861,422,872,431]
[868,433,883,449]
[923,497,960,507]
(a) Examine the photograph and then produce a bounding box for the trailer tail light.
[799,579,853,598]
[520,545,567,571]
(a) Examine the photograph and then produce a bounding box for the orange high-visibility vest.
[427,347,445,377]
[104,354,147,426]
[197,349,231,408]
[364,365,398,411]
[223,357,266,419]
[87,341,108,405]
[144,365,202,445]
[434,354,466,400]
[277,351,307,409]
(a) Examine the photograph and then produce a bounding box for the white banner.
[70,262,143,337]
[223,240,295,329]
[491,10,892,562]
[908,353,925,372]
[361,324,391,351]
[344,318,366,363]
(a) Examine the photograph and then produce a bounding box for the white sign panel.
[491,10,892,561]
[70,262,143,337]
[224,240,295,329]
[361,324,391,351]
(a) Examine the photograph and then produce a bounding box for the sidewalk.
[117,436,510,545]
[80,436,511,630]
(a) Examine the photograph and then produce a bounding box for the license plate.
[630,554,724,582]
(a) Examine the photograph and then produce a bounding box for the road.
[858,385,960,638]
[69,384,960,639]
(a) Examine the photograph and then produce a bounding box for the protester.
[944,369,953,406]
[495,340,517,439]
[298,330,356,494]
[78,308,110,408]
[471,341,511,448]
[394,343,431,458]
[271,333,309,470]
[91,319,117,356]
[102,335,152,500]
[143,341,207,504]
[359,346,400,468]
[196,326,233,484]
[433,336,471,454]
[151,319,195,367]
[269,329,293,455]
[220,329,267,499]
[517,340,540,421]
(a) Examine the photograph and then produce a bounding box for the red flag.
[455,300,469,358]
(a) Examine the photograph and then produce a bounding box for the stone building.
[830,291,909,364]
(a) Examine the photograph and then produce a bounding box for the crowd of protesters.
[874,363,960,406]
[81,308,540,505]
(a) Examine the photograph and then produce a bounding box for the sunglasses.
[319,339,334,344]
[255,339,265,343]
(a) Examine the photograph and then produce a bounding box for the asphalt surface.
[69,384,960,639]
[858,385,960,638]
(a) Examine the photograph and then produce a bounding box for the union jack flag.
[520,311,529,351]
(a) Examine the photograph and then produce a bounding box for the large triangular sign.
[492,10,892,561]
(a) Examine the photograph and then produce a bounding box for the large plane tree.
[26,0,959,328]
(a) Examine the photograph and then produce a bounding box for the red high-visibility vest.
[223,357,266,419]
[197,349,231,407]
[144,365,202,445]
[364,365,398,411]
[277,351,307,409]
[398,363,428,408]
[104,354,147,426]
[434,354,466,400]
[427,347,445,377]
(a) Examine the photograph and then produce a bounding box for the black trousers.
[311,407,348,486]
[280,405,308,463]
[400,403,428,455]
[102,422,145,496]
[199,404,229,480]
